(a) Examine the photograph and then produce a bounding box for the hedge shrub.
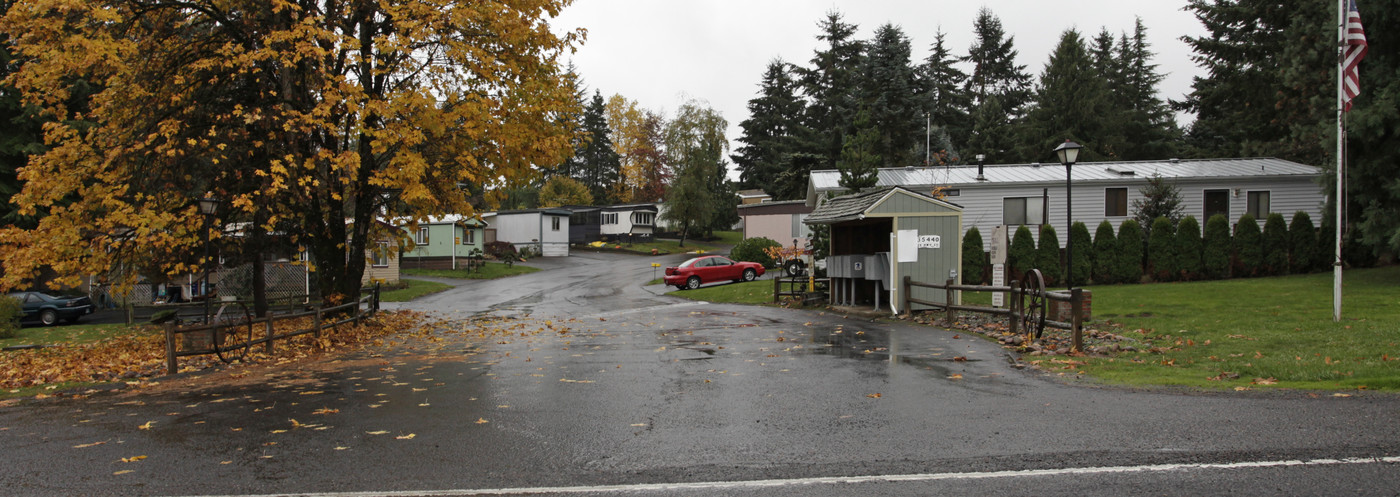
[0,296,19,339]
[1010,225,1036,280]
[1289,211,1319,273]
[1175,216,1203,280]
[1260,213,1290,276]
[1115,219,1144,284]
[1092,220,1118,284]
[484,241,518,260]
[730,237,781,267]
[1036,224,1062,286]
[1202,214,1232,279]
[1147,216,1177,282]
[1068,221,1092,287]
[962,227,986,285]
[1234,214,1262,277]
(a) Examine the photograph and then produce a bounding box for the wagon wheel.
[211,302,253,363]
[1019,269,1047,341]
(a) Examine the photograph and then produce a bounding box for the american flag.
[1342,0,1368,112]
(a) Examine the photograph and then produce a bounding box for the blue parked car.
[6,292,95,326]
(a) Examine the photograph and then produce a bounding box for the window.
[1204,190,1230,220]
[371,242,390,267]
[1105,188,1128,217]
[633,212,654,225]
[1247,191,1270,218]
[551,216,561,231]
[603,213,618,225]
[462,228,474,244]
[944,189,960,197]
[1002,197,1045,226]
[415,228,429,245]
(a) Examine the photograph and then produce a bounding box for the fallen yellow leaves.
[119,455,147,463]
[866,393,882,398]
[73,441,107,449]
[475,418,489,424]
[395,433,416,440]
[138,421,154,430]
[113,470,134,476]
[365,430,389,435]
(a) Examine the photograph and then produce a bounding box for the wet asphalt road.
[1,250,1398,496]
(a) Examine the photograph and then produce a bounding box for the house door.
[1204,190,1230,220]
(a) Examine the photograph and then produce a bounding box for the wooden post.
[164,323,177,375]
[773,275,780,304]
[1071,288,1084,352]
[945,278,955,324]
[1008,279,1019,336]
[314,306,322,338]
[264,317,274,354]
[901,276,911,315]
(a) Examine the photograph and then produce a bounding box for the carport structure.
[805,186,963,314]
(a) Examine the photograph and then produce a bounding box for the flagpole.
[1334,0,1345,322]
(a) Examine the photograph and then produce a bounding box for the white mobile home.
[482,209,571,257]
[807,158,1327,247]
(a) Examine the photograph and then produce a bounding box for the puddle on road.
[802,327,980,380]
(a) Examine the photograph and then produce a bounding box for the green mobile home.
[399,215,488,270]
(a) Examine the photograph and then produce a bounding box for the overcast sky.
[549,1,1208,174]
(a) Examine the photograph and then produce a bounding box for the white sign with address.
[916,235,941,249]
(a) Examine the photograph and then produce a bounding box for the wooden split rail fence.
[161,285,382,374]
[773,276,830,306]
[902,272,1088,352]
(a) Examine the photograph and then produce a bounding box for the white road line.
[176,456,1400,497]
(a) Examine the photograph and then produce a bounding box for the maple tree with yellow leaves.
[0,0,582,301]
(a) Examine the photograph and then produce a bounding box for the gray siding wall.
[890,213,962,311]
[954,175,1325,249]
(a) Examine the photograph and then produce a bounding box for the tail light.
[665,267,677,276]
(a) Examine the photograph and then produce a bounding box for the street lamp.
[198,196,221,322]
[1053,140,1082,290]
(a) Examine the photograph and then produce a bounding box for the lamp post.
[198,196,221,322]
[1053,140,1082,290]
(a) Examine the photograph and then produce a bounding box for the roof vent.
[1169,158,1180,164]
[1031,162,1041,168]
[1107,167,1135,176]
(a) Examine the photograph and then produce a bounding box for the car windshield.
[678,257,704,268]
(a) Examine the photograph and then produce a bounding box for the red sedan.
[664,255,765,290]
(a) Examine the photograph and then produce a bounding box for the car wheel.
[686,276,701,290]
[40,309,58,326]
[784,260,806,277]
[742,269,757,282]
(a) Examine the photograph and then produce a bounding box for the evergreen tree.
[1261,212,1290,276]
[1131,173,1184,237]
[1288,211,1318,273]
[836,108,881,191]
[961,8,1032,163]
[1176,215,1204,280]
[962,227,985,285]
[1009,224,1036,280]
[1234,214,1262,277]
[1068,221,1092,287]
[859,24,922,168]
[1019,29,1113,161]
[799,10,864,170]
[919,29,972,157]
[576,91,622,202]
[553,63,589,180]
[1036,224,1061,285]
[1092,220,1119,284]
[1202,214,1232,279]
[1147,216,1177,281]
[1115,219,1144,284]
[1114,18,1181,160]
[733,59,806,196]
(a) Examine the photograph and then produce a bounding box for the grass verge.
[665,279,775,305]
[381,278,452,302]
[403,263,540,280]
[0,323,144,349]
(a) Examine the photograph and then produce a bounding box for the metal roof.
[805,187,959,225]
[809,158,1322,193]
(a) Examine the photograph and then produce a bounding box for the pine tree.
[798,10,864,171]
[1202,214,1232,279]
[1147,216,1177,281]
[1176,216,1203,280]
[1288,211,1318,273]
[919,29,972,158]
[1116,219,1144,284]
[1261,212,1290,276]
[961,8,1032,163]
[1036,224,1062,286]
[1019,29,1112,161]
[837,108,880,191]
[1092,220,1118,284]
[962,227,985,285]
[1114,18,1181,160]
[1131,173,1184,237]
[859,24,922,168]
[733,59,806,197]
[1068,221,1092,287]
[1234,214,1262,277]
[576,91,622,202]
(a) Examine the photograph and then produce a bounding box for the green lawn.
[0,323,149,348]
[381,278,452,302]
[583,231,741,256]
[1063,266,1400,391]
[665,279,776,305]
[403,262,539,280]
